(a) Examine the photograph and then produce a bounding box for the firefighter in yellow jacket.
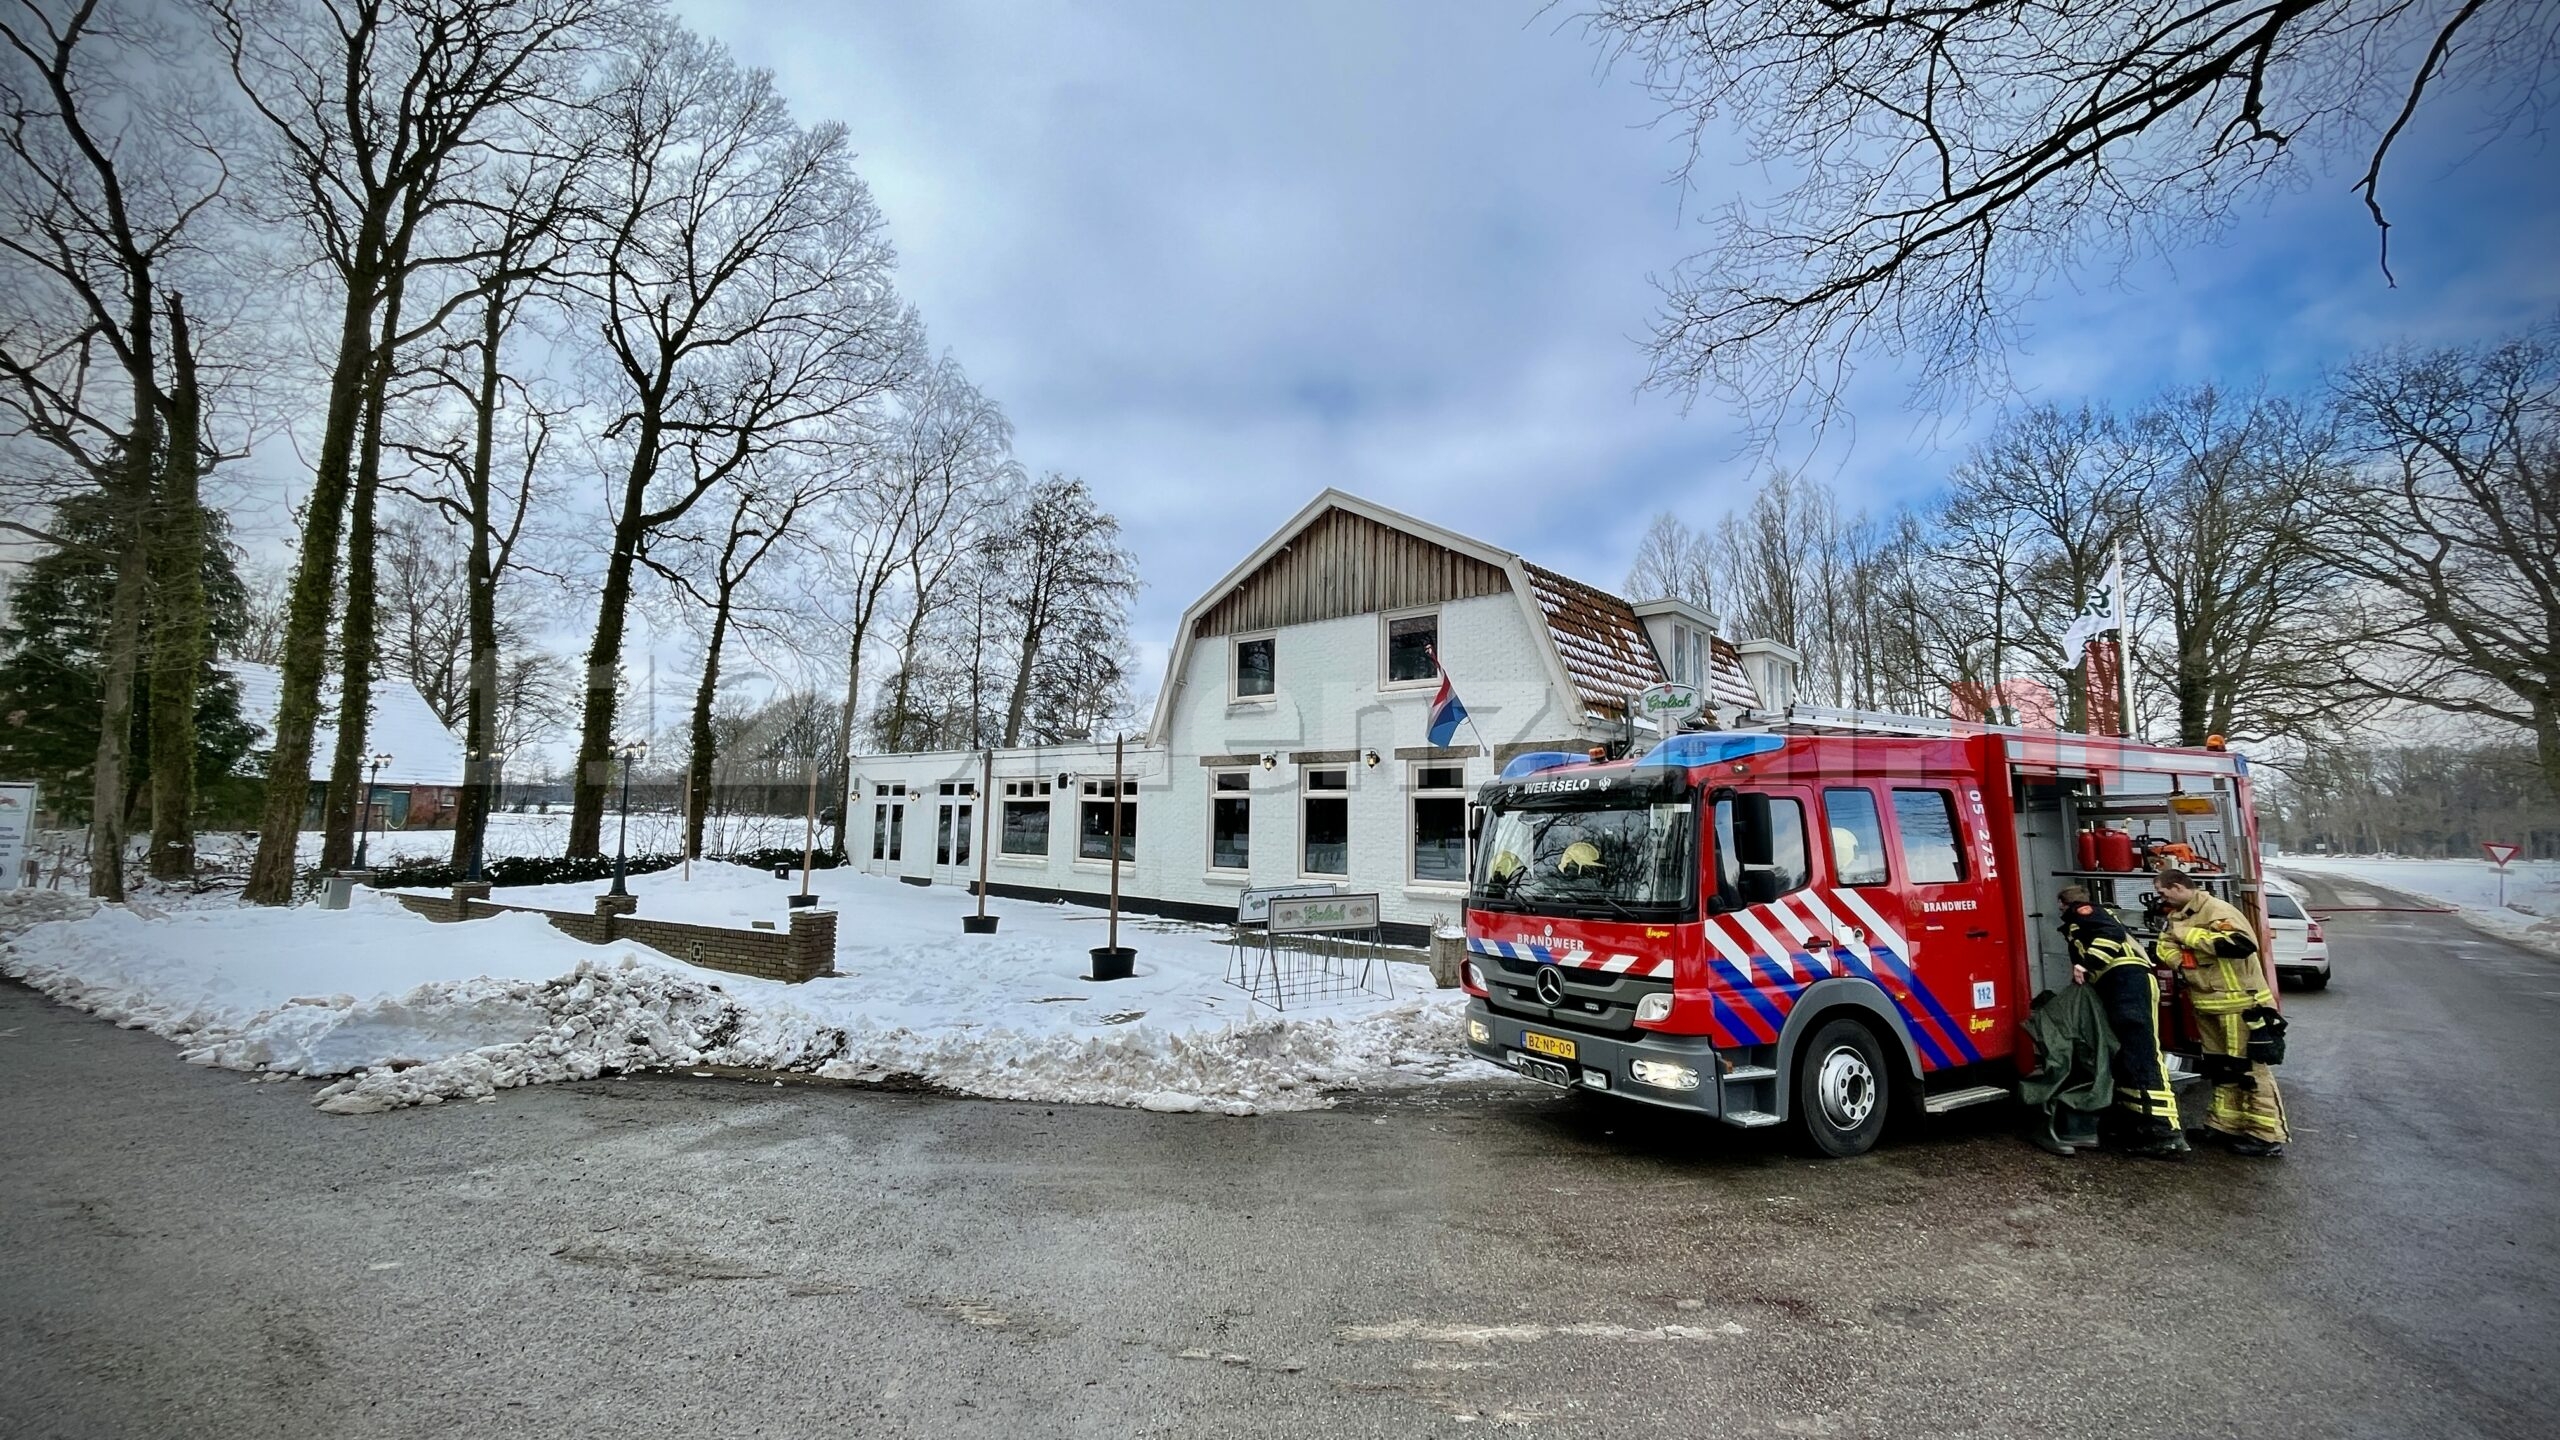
[2154,870,2288,1156]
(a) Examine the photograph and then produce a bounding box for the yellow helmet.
[1559,840,1602,874]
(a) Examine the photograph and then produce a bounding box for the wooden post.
[975,748,993,919]
[1108,734,1124,952]
[680,763,693,882]
[799,756,817,900]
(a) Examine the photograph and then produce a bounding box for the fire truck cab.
[1459,705,2266,1157]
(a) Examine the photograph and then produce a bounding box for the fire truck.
[1459,705,2268,1157]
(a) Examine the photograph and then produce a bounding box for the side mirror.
[1733,791,1774,871]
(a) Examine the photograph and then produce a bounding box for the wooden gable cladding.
[1191,505,1512,639]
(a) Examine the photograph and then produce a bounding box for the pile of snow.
[1,873,1499,1117]
[2276,853,2560,957]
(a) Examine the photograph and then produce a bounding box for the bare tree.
[1624,510,1716,611]
[2322,327,2560,799]
[217,0,621,902]
[982,473,1139,747]
[564,22,915,857]
[1575,0,2557,422]
[0,0,235,894]
[2126,385,2364,744]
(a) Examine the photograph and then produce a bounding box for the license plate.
[1512,1053,1573,1088]
[1520,1031,1577,1061]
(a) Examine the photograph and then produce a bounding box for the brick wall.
[389,888,836,984]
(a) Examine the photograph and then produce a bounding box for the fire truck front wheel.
[1795,1016,1891,1158]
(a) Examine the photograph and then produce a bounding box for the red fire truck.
[1460,706,2268,1157]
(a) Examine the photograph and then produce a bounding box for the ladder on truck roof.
[1729,702,2041,741]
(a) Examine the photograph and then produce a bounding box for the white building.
[844,490,1796,944]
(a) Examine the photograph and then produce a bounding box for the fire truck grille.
[1480,951,1668,1035]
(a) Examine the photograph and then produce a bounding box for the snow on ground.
[0,866,1500,1118]
[2275,854,2560,957]
[27,810,813,885]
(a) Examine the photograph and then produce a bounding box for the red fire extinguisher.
[2076,828,2101,871]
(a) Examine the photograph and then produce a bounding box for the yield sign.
[2482,841,2522,867]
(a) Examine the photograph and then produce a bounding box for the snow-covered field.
[0,866,1497,1118]
[2275,853,2560,956]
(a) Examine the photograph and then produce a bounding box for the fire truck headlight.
[1466,1019,1491,1046]
[1461,960,1485,991]
[1634,992,1673,1024]
[1630,1059,1699,1091]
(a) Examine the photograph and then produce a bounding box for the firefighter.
[2057,886,2187,1157]
[2153,869,2288,1157]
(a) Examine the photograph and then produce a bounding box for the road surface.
[3,872,2552,1439]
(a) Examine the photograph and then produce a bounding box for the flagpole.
[2113,542,2135,741]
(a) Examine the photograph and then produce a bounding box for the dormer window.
[1232,634,1275,701]
[1384,611,1438,685]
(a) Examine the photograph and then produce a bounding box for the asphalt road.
[3,874,2554,1440]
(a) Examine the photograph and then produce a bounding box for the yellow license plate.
[1521,1032,1577,1061]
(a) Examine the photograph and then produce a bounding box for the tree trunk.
[1001,614,1041,748]
[243,249,387,905]
[450,290,507,872]
[321,272,405,871]
[568,426,660,858]
[826,630,865,861]
[86,515,149,900]
[2536,695,2560,809]
[684,597,732,859]
[145,294,206,882]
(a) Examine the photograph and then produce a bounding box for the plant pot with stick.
[1087,734,1136,981]
[962,749,1001,934]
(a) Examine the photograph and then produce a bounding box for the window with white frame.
[870,781,906,862]
[1302,768,1349,876]
[1231,634,1275,701]
[1078,779,1138,862]
[1409,763,1469,885]
[1384,611,1438,685]
[999,779,1051,857]
[1210,771,1251,871]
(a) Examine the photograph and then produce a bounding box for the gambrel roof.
[1147,490,1762,741]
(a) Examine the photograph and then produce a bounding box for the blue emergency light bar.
[1498,751,1586,780]
[1633,733,1785,769]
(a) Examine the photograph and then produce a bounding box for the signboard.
[1237,882,1341,925]
[1634,681,1704,726]
[0,782,34,891]
[1267,892,1381,936]
[2483,841,2522,867]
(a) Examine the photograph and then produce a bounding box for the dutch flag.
[1427,650,1471,748]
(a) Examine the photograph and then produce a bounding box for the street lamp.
[465,745,508,882]
[608,737,649,897]
[354,752,392,870]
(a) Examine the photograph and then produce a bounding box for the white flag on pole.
[2058,555,2126,660]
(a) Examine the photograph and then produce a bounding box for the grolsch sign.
[1635,681,1705,726]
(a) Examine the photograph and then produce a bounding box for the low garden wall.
[391,887,837,985]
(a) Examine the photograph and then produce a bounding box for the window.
[1410,764,1469,885]
[1712,794,1809,906]
[1823,788,1890,887]
[1232,635,1275,700]
[1476,800,1695,912]
[2264,892,2305,921]
[1000,779,1051,857]
[1303,768,1349,875]
[872,802,904,862]
[1079,779,1137,862]
[1891,788,1968,884]
[1385,612,1438,684]
[1208,771,1252,871]
[1670,624,1691,684]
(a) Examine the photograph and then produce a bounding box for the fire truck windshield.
[1471,799,1697,918]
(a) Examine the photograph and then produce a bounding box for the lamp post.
[353,752,392,870]
[465,746,507,882]
[608,737,648,897]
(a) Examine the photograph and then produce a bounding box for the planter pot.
[962,913,1000,935]
[1088,946,1136,982]
[1428,932,1466,989]
[787,893,818,909]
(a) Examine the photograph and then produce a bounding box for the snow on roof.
[1708,636,1761,715]
[1521,562,1668,720]
[221,660,465,787]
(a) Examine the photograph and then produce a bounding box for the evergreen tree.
[0,494,260,826]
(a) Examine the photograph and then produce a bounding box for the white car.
[2264,882,2331,990]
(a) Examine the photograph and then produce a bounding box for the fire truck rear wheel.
[1795,1016,1889,1158]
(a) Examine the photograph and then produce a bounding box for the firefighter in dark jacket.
[2057,885,2188,1157]
[2155,869,2289,1156]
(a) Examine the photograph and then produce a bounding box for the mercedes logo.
[1534,966,1566,1006]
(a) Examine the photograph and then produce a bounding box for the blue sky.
[680,0,2560,690]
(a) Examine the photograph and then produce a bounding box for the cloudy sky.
[677,0,2558,694]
